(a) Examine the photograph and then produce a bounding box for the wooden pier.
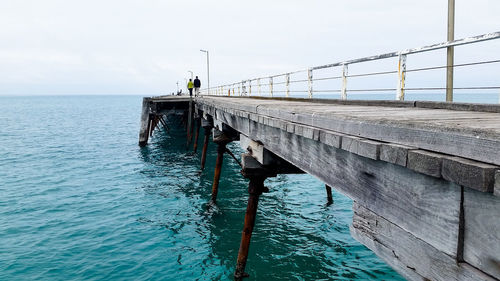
[139,95,500,281]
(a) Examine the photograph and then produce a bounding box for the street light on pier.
[188,70,193,80]
[200,49,210,95]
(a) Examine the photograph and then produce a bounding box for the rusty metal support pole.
[193,118,201,152]
[182,112,187,129]
[186,99,193,146]
[326,185,333,205]
[211,142,227,202]
[190,113,196,143]
[200,127,211,170]
[234,176,267,280]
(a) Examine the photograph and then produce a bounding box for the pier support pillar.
[326,185,333,205]
[234,154,276,280]
[200,117,213,171]
[138,97,151,146]
[186,98,194,146]
[193,117,201,152]
[211,141,227,202]
[210,131,235,202]
[150,115,160,137]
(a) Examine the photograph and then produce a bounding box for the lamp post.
[188,70,193,80]
[200,49,210,95]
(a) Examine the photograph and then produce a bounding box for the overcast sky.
[1,0,499,95]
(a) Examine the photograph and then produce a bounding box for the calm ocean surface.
[3,94,449,281]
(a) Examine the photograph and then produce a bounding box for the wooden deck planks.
[198,97,500,165]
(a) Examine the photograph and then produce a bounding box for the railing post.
[307,68,313,98]
[396,53,407,101]
[258,78,261,96]
[446,0,455,102]
[341,64,348,100]
[269,77,273,97]
[285,73,290,97]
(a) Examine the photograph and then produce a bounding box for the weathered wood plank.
[340,136,381,160]
[351,202,496,281]
[239,116,461,256]
[380,143,415,167]
[207,102,498,193]
[318,129,344,148]
[407,150,443,178]
[199,97,500,165]
[463,188,500,278]
[442,157,498,193]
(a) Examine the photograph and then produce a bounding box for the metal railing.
[200,31,500,101]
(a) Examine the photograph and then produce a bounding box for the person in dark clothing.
[193,76,201,96]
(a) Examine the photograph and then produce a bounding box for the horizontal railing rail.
[199,31,500,101]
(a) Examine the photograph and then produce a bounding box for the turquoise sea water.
[0,95,405,280]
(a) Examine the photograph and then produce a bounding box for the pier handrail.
[200,31,500,101]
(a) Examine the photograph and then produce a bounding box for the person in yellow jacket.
[187,79,194,97]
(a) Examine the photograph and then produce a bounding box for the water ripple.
[0,96,403,281]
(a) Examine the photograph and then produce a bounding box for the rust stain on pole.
[193,118,201,152]
[234,176,266,280]
[186,100,193,146]
[211,143,226,202]
[200,127,211,170]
